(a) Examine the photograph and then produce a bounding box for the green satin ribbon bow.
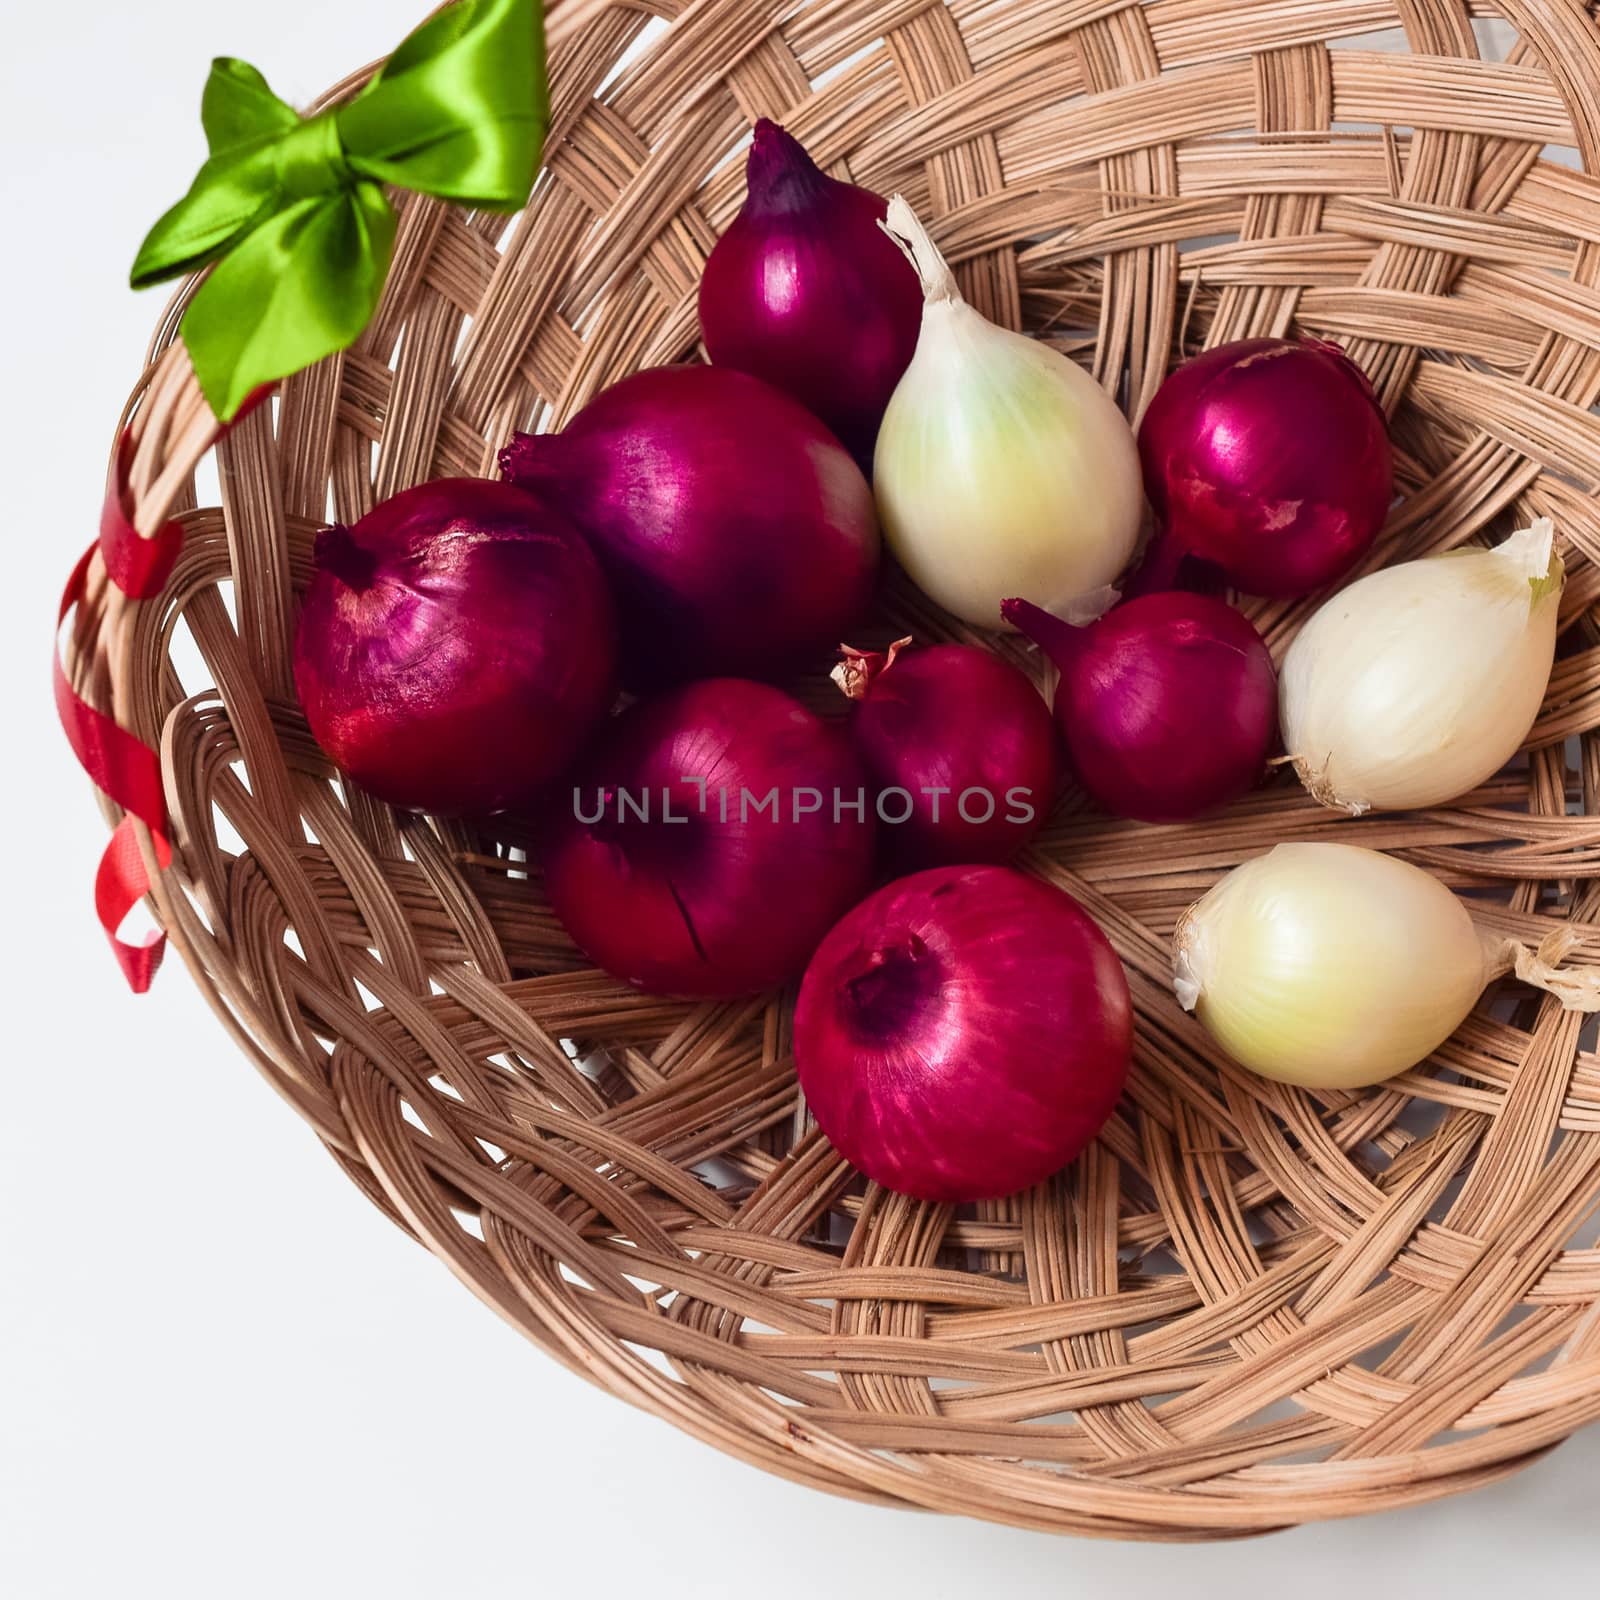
[131,0,546,420]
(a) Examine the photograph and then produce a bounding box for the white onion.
[872,196,1143,627]
[1281,519,1563,814]
[1174,842,1600,1089]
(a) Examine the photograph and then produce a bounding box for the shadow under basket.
[67,0,1600,1540]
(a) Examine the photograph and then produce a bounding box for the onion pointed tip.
[498,430,557,488]
[1498,516,1558,589]
[1492,927,1600,1013]
[496,433,529,483]
[313,523,378,592]
[1000,596,1083,665]
[749,117,796,162]
[831,636,912,700]
[745,118,825,206]
[880,194,959,304]
[1303,336,1382,405]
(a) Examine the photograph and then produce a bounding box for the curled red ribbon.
[55,436,183,990]
[61,384,270,991]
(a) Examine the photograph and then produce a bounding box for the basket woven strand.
[67,0,1600,1539]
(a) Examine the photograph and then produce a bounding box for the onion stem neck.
[497,430,563,489]
[1304,336,1382,408]
[1001,595,1086,669]
[1480,923,1600,1012]
[744,118,831,213]
[315,524,379,593]
[1495,516,1556,589]
[881,195,960,305]
[831,636,912,700]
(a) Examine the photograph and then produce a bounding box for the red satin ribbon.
[98,429,184,598]
[60,385,269,991]
[56,437,184,990]
[94,818,174,992]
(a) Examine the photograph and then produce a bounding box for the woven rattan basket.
[68,0,1600,1539]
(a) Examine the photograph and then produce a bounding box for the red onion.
[1002,592,1277,823]
[1138,337,1393,598]
[541,678,875,998]
[500,366,880,685]
[698,119,921,462]
[795,864,1131,1202]
[834,639,1057,867]
[293,478,616,817]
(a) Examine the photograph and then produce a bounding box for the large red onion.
[795,865,1132,1202]
[835,639,1057,867]
[541,678,875,997]
[698,119,920,462]
[1002,592,1277,823]
[500,366,880,684]
[293,479,616,816]
[1138,337,1393,598]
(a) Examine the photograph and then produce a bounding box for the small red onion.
[1138,337,1393,598]
[293,479,616,816]
[541,678,875,998]
[834,639,1057,867]
[698,119,921,462]
[795,864,1132,1202]
[1002,592,1277,823]
[500,366,880,684]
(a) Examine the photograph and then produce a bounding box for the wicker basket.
[68,0,1600,1539]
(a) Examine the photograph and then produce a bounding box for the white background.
[3,3,1597,1595]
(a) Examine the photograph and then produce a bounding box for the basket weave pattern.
[72,0,1600,1537]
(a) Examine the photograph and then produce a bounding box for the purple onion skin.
[847,644,1058,867]
[698,119,921,463]
[1138,338,1393,598]
[541,679,876,998]
[795,865,1132,1203]
[501,366,881,686]
[293,479,616,817]
[1003,592,1277,824]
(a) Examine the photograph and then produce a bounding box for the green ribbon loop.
[131,0,546,421]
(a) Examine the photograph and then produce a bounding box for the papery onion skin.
[795,865,1132,1202]
[1003,592,1277,823]
[698,120,920,463]
[541,678,875,998]
[500,366,880,684]
[873,197,1143,626]
[293,478,616,817]
[1139,338,1393,598]
[1173,843,1486,1089]
[1282,519,1563,814]
[840,641,1058,866]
